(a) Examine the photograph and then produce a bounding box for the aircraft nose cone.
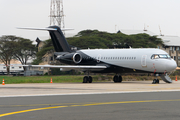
[166,60,177,72]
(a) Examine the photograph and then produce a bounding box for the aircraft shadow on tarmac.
[91,81,168,84]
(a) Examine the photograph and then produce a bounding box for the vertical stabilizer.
[48,26,71,52]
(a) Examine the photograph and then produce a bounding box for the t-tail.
[17,26,74,52]
[48,26,71,52]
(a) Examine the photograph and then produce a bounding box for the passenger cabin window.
[151,54,171,59]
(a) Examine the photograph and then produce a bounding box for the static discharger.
[2,79,5,85]
[50,78,53,83]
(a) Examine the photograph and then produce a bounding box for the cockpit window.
[159,54,168,58]
[151,54,171,59]
[167,55,171,58]
[154,55,159,59]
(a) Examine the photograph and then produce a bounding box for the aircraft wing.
[17,65,107,71]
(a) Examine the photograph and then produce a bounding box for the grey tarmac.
[1,80,180,120]
[1,80,180,97]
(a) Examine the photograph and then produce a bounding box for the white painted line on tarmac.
[1,89,180,98]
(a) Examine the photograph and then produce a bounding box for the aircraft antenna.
[50,0,65,29]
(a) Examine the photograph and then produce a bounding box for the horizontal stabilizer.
[17,27,57,31]
[18,26,74,52]
[17,27,73,31]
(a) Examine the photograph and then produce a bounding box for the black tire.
[118,76,122,82]
[152,79,156,84]
[113,75,119,83]
[83,76,88,83]
[156,79,159,84]
[89,76,92,83]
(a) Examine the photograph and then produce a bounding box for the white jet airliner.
[18,26,177,84]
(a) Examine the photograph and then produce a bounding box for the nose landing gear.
[152,74,159,84]
[152,79,159,84]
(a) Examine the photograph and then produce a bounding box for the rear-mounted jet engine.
[56,53,82,64]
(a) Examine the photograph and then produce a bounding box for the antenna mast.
[50,0,65,29]
[159,25,164,36]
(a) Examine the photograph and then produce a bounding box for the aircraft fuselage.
[57,48,177,74]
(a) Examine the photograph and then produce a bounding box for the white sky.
[0,0,180,41]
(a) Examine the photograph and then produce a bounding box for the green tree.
[67,30,162,49]
[13,38,37,70]
[0,36,18,74]
[0,35,37,72]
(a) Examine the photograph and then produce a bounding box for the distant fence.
[0,70,43,76]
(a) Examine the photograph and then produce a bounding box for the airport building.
[36,38,56,74]
[158,35,180,66]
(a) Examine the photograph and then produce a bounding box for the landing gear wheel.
[113,75,122,83]
[156,79,159,84]
[83,76,89,83]
[118,76,122,83]
[152,79,159,84]
[113,75,119,83]
[83,76,93,83]
[89,76,92,83]
[152,79,156,84]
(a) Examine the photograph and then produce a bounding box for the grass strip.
[0,75,178,84]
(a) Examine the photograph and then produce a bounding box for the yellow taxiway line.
[1,99,180,118]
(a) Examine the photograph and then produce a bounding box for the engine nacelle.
[56,52,82,64]
[73,53,82,64]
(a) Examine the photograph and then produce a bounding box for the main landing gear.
[83,76,92,83]
[83,71,92,83]
[83,75,123,83]
[113,75,122,83]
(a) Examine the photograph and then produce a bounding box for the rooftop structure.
[119,29,156,36]
[158,36,180,47]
